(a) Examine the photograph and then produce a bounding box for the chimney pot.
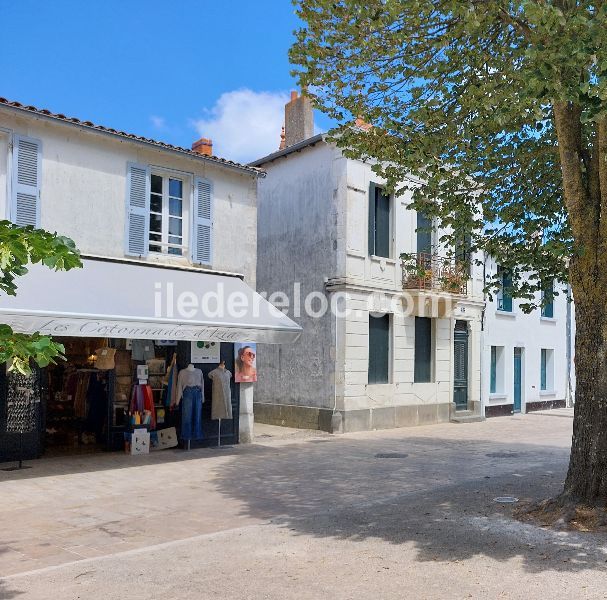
[191,137,213,156]
[290,90,298,101]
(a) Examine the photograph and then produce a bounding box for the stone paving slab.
[1,409,606,599]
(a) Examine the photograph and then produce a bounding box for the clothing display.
[163,354,178,408]
[6,371,39,434]
[175,367,203,407]
[208,367,233,420]
[130,384,156,429]
[180,385,204,441]
[130,339,156,362]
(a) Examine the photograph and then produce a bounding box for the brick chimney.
[284,90,314,147]
[191,137,213,156]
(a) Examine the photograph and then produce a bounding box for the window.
[540,348,554,391]
[368,314,390,384]
[454,234,472,276]
[149,173,185,256]
[496,266,513,312]
[368,183,391,258]
[417,210,433,255]
[414,317,433,383]
[490,346,505,394]
[490,346,497,393]
[541,281,554,318]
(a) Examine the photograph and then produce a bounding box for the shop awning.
[0,257,302,344]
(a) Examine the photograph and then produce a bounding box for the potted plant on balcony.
[439,270,466,293]
[400,254,433,289]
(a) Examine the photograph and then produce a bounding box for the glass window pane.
[169,198,182,217]
[149,244,162,253]
[150,194,162,214]
[149,233,161,242]
[168,235,182,245]
[169,217,182,236]
[169,178,183,198]
[151,174,163,194]
[168,247,183,256]
[150,214,162,233]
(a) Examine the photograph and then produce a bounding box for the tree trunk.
[562,291,607,505]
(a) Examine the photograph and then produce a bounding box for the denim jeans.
[180,386,203,441]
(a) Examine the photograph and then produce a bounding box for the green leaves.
[0,326,66,374]
[290,0,607,301]
[0,221,82,296]
[0,221,81,372]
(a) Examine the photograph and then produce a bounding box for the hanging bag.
[95,339,116,370]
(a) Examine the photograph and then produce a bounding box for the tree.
[291,1,607,513]
[0,220,81,373]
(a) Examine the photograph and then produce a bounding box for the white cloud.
[150,115,166,130]
[192,89,291,163]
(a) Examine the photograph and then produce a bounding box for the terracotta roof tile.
[0,96,263,177]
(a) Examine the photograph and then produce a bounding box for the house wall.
[255,140,484,432]
[0,109,258,285]
[255,142,345,429]
[483,259,569,416]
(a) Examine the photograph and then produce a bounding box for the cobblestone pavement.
[1,410,606,600]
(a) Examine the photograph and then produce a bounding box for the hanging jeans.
[180,386,203,441]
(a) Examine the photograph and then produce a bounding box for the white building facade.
[0,97,300,461]
[252,93,485,432]
[482,257,572,417]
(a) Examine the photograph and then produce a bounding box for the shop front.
[0,257,301,462]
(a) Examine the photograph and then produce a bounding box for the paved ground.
[0,409,606,599]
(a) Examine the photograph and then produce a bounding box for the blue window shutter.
[125,162,150,257]
[11,135,41,227]
[192,177,213,265]
[490,346,497,393]
[368,182,376,256]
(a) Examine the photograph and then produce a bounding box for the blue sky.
[0,0,327,162]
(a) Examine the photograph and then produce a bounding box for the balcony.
[401,252,468,295]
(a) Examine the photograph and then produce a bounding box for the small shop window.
[540,348,554,391]
[490,345,505,394]
[149,173,185,256]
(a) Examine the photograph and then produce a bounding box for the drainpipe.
[479,251,488,418]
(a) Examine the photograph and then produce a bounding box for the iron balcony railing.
[401,252,469,295]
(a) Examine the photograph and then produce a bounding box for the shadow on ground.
[212,433,607,574]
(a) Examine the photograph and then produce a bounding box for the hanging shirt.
[131,339,155,361]
[175,368,203,406]
[208,368,233,420]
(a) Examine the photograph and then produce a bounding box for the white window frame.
[148,169,191,257]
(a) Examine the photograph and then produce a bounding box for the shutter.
[125,162,150,257]
[540,349,547,390]
[368,182,376,256]
[490,346,497,393]
[417,211,432,255]
[375,188,391,258]
[11,135,41,227]
[368,314,390,384]
[192,177,213,265]
[414,317,432,383]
